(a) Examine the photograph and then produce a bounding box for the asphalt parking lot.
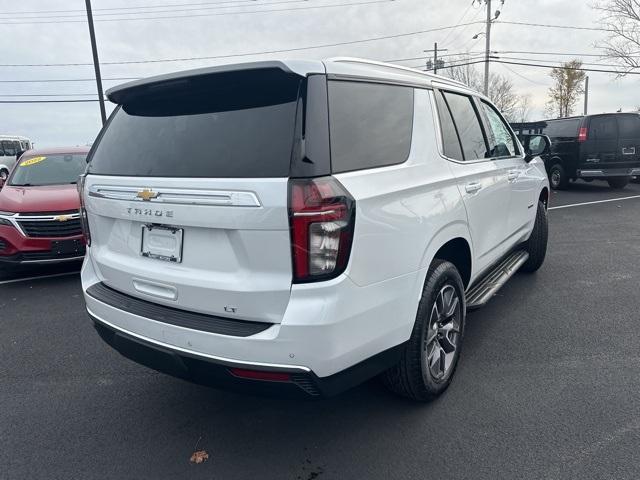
[2,180,640,480]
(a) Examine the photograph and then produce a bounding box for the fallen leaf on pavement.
[190,450,209,464]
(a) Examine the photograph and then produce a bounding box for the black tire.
[520,201,548,273]
[607,177,629,189]
[549,163,569,190]
[382,260,466,401]
[0,169,8,181]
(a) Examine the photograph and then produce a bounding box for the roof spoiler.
[106,61,308,105]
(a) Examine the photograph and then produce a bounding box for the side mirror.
[521,134,551,163]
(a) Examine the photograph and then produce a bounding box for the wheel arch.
[539,187,549,209]
[432,237,472,289]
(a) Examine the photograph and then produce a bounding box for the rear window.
[543,119,581,138]
[617,114,640,137]
[589,116,617,140]
[328,81,414,173]
[88,70,302,178]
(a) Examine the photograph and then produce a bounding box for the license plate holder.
[141,225,183,263]
[51,239,83,255]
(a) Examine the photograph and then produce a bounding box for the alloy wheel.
[425,284,462,381]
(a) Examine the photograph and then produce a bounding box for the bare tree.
[442,56,520,118]
[546,60,586,118]
[508,93,532,124]
[593,0,640,74]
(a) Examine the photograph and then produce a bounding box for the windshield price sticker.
[20,156,47,167]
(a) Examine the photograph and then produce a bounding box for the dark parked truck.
[512,113,640,189]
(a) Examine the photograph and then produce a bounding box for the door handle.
[507,170,519,181]
[465,182,482,194]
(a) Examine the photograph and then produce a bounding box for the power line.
[0,21,485,67]
[492,59,640,75]
[0,99,102,103]
[497,62,547,86]
[439,0,475,47]
[497,20,612,32]
[0,0,308,20]
[0,0,262,15]
[495,55,638,69]
[495,49,640,59]
[0,93,103,97]
[1,0,394,24]
[0,77,139,83]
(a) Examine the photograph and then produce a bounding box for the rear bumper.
[577,168,640,178]
[90,310,405,398]
[0,225,85,264]
[82,249,421,394]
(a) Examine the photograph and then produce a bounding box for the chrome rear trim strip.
[89,185,261,207]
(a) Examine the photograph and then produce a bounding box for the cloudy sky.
[0,0,638,147]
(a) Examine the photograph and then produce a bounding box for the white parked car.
[0,135,33,180]
[80,58,550,400]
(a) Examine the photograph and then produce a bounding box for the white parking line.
[0,270,80,285]
[549,194,640,211]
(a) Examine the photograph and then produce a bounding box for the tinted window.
[481,101,517,157]
[442,92,487,160]
[617,114,640,137]
[434,90,463,161]
[10,153,87,186]
[543,119,580,138]
[1,141,17,156]
[589,116,617,140]
[328,81,413,173]
[88,70,302,177]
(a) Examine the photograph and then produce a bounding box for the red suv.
[0,147,89,265]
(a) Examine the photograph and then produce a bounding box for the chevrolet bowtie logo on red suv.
[53,214,73,222]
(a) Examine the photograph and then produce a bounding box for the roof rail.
[327,57,469,88]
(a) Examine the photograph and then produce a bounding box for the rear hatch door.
[84,67,305,324]
[616,114,640,169]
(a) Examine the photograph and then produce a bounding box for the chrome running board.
[466,250,529,310]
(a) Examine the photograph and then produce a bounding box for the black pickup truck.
[512,113,640,190]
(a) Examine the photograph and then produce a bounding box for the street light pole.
[85,0,106,126]
[483,0,492,96]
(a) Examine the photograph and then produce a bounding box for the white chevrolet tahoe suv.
[80,58,550,400]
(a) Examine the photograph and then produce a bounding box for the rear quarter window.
[543,119,581,138]
[328,81,414,173]
[617,114,640,138]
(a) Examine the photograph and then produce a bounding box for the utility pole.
[85,0,106,126]
[424,43,448,74]
[483,0,492,96]
[583,76,589,115]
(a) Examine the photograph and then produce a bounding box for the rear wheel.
[607,177,629,189]
[549,164,569,190]
[0,169,8,181]
[383,260,465,401]
[521,201,548,273]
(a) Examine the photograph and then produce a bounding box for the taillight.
[77,174,91,246]
[288,176,355,283]
[578,127,588,142]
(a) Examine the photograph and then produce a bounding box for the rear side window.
[328,81,414,173]
[589,116,617,140]
[442,91,488,161]
[480,101,517,157]
[434,90,463,161]
[617,114,640,137]
[543,119,580,138]
[1,141,17,156]
[88,69,302,178]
